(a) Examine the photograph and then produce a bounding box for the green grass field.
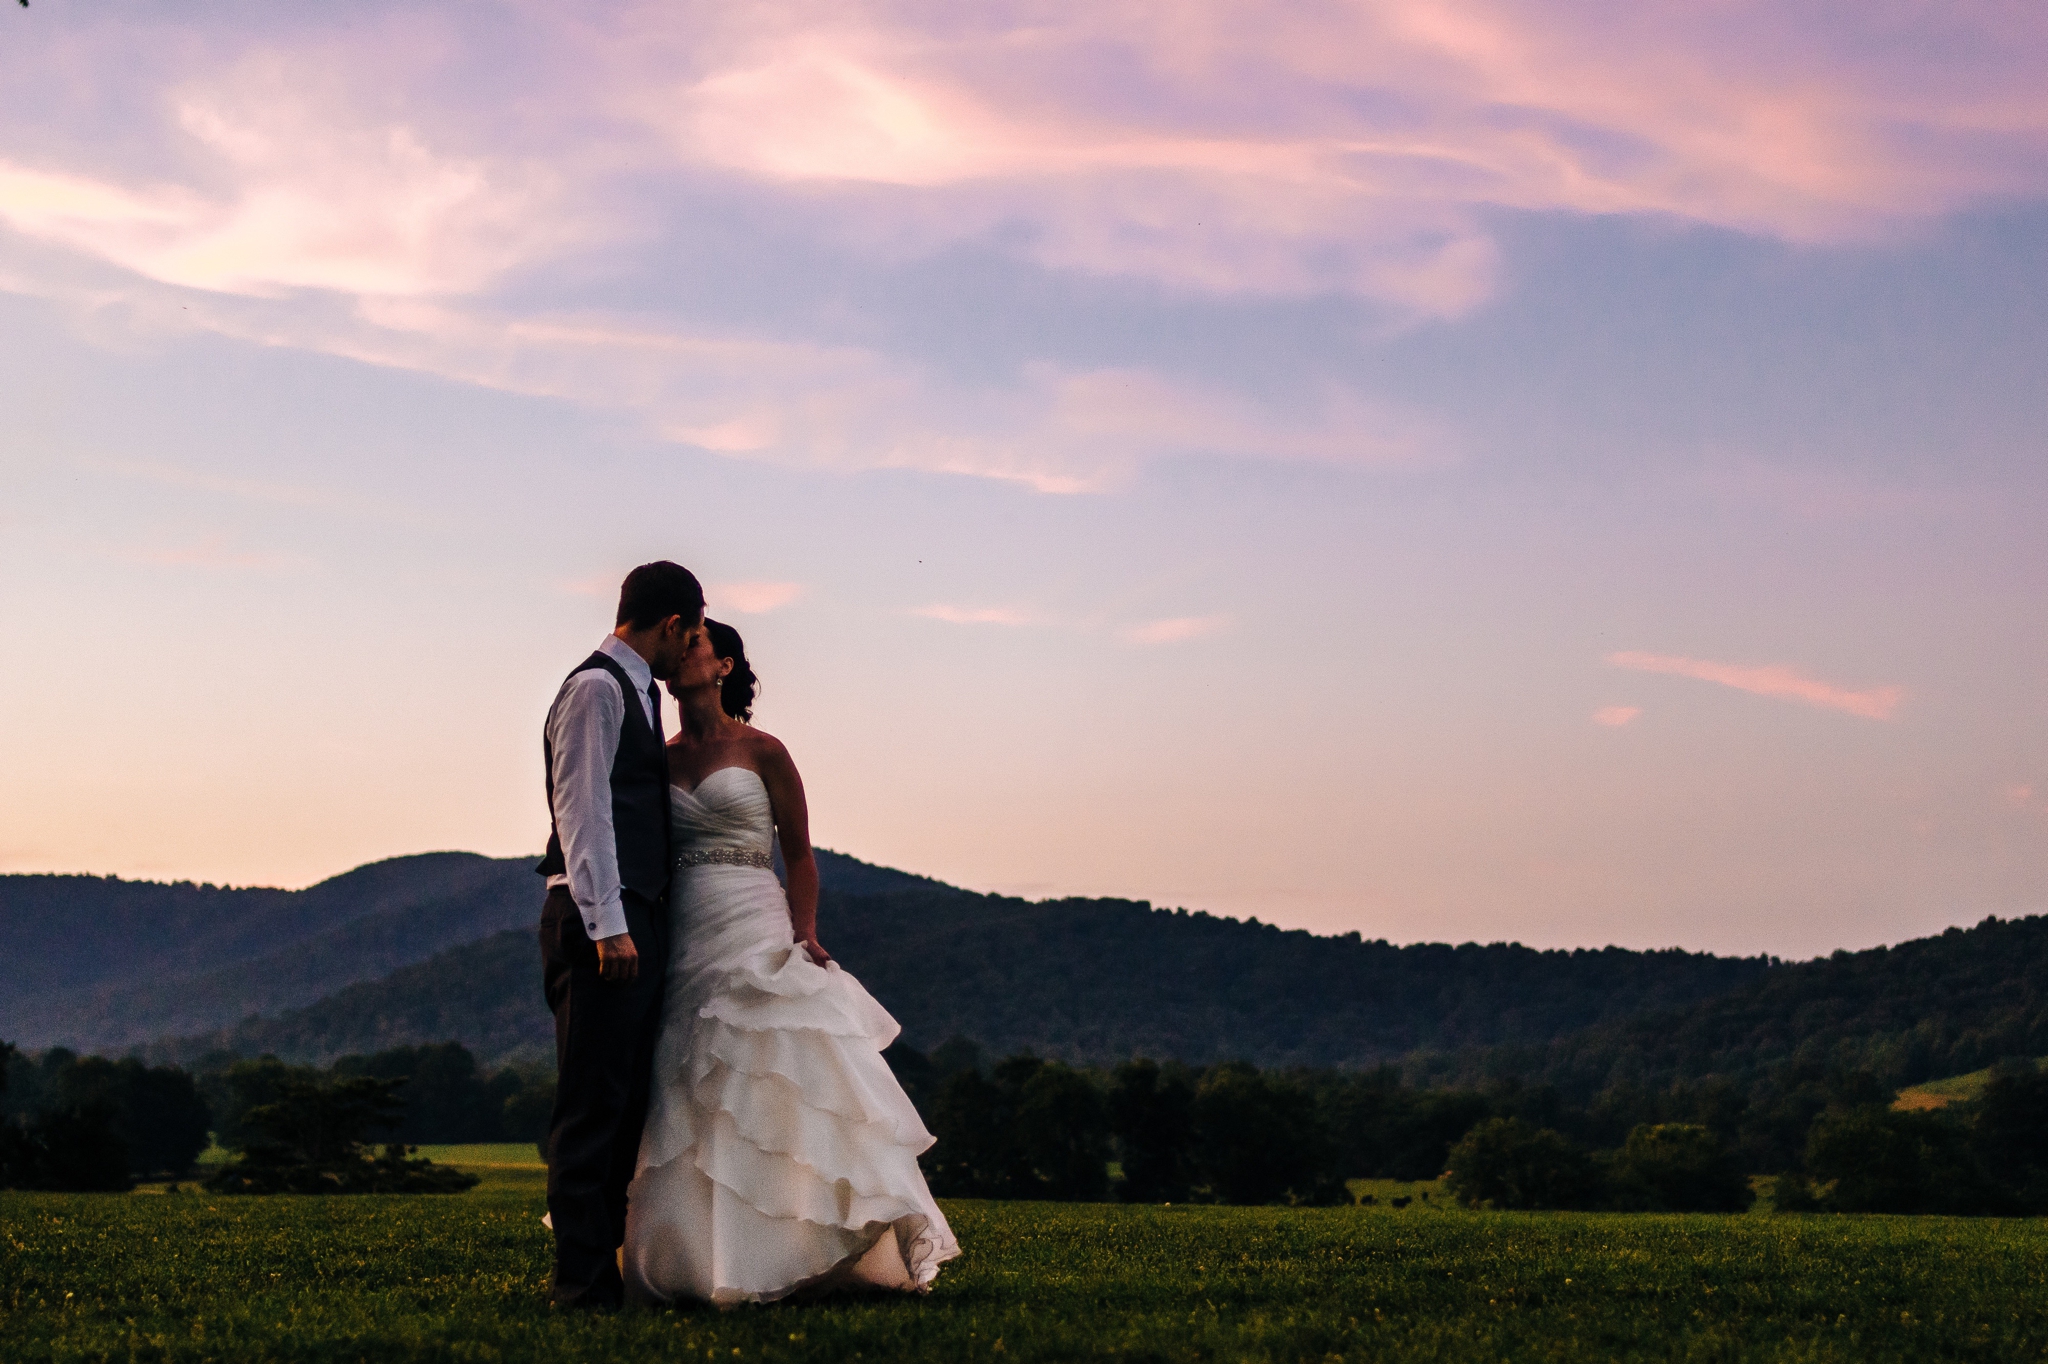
[1895,1058,2047,1111]
[7,1148,2048,1362]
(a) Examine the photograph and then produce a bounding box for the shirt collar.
[598,633,656,695]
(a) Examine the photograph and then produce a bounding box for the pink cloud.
[1592,705,1643,727]
[7,1,2044,324]
[0,73,556,300]
[3,3,2045,490]
[638,0,2048,306]
[1125,615,1231,645]
[709,581,806,614]
[1607,651,1903,720]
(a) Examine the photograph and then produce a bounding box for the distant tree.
[205,1074,476,1195]
[924,1065,1034,1198]
[1191,1064,1346,1205]
[881,1042,936,1113]
[1603,1123,1753,1212]
[922,1054,1113,1200]
[333,1043,505,1143]
[0,1098,132,1191]
[928,1036,984,1079]
[1444,1117,1598,1210]
[1797,1103,2004,1215]
[0,1047,132,1192]
[1971,1061,2048,1210]
[499,1067,556,1155]
[1109,1059,1196,1203]
[55,1057,211,1177]
[201,1056,321,1152]
[0,1048,209,1179]
[1014,1059,1111,1201]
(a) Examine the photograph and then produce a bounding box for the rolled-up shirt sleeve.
[546,670,630,942]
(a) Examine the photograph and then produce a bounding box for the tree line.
[884,1039,1716,1206]
[1428,913,2048,1131]
[885,1039,2048,1215]
[8,1031,2044,1215]
[0,1039,552,1192]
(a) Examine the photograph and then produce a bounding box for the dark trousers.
[540,885,668,1309]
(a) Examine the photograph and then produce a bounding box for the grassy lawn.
[1895,1058,2047,1112]
[5,1157,2048,1362]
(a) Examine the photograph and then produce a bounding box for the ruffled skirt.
[623,863,958,1306]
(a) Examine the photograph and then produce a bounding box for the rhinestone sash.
[676,847,774,870]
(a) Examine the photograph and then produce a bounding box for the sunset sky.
[3,1,2044,959]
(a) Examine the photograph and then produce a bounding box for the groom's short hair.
[616,561,705,630]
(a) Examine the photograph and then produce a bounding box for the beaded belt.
[675,847,773,870]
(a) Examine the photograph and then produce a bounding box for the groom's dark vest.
[536,651,671,903]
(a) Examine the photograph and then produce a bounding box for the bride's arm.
[758,735,827,964]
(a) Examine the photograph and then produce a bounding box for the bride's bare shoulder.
[741,726,794,766]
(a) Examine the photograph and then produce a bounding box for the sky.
[2,1,2045,960]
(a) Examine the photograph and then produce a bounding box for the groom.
[537,560,703,1310]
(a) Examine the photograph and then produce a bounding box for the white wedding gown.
[623,766,958,1306]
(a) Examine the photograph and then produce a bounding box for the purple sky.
[3,1,2045,957]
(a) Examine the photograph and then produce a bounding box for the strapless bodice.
[671,766,775,858]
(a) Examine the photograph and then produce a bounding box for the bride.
[623,619,959,1306]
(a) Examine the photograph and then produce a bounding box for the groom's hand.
[595,932,640,983]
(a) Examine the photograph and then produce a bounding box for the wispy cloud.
[4,4,2045,495]
[709,580,805,614]
[1607,651,1903,720]
[1125,614,1231,645]
[1592,705,1642,727]
[647,0,2048,307]
[911,604,1040,626]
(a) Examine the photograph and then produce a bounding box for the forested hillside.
[0,855,539,1052]
[147,876,1768,1068]
[1444,914,2048,1099]
[36,849,2046,1101]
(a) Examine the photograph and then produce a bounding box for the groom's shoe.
[550,1261,626,1313]
[550,1286,623,1314]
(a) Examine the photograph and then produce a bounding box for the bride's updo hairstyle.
[706,619,759,722]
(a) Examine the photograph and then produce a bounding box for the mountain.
[33,850,2045,1091]
[0,854,540,1053]
[138,866,1770,1069]
[1455,914,2048,1100]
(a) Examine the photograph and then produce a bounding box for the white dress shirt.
[546,634,661,942]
